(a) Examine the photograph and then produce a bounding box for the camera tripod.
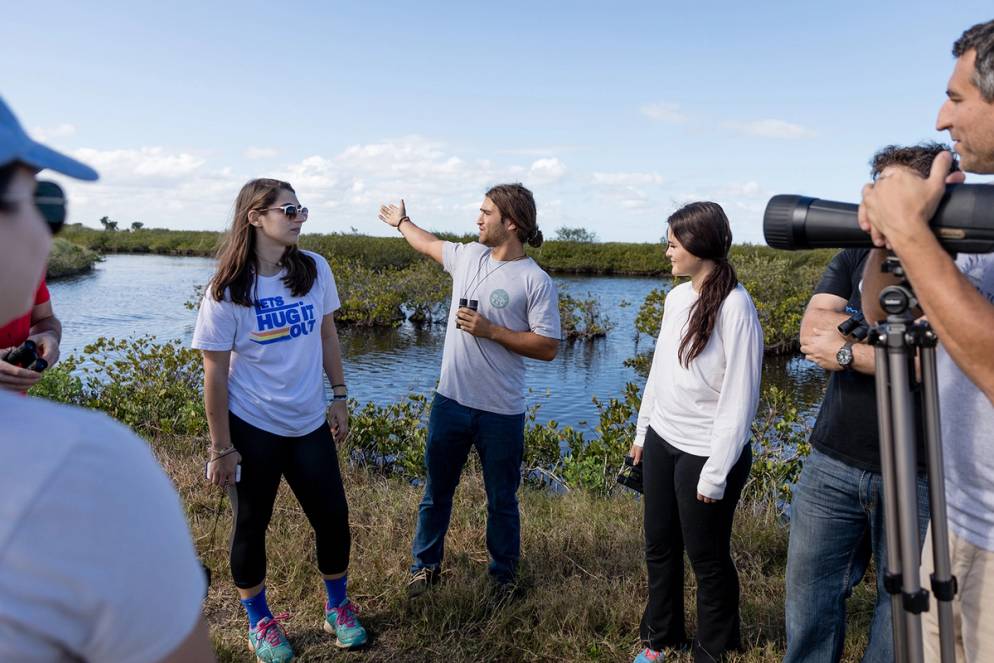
[868,257,957,663]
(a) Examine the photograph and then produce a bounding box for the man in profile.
[860,19,994,662]
[784,143,956,663]
[379,184,560,596]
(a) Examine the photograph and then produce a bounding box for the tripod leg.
[875,344,909,663]
[888,340,927,663]
[919,344,957,663]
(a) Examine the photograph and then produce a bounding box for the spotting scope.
[763,183,994,252]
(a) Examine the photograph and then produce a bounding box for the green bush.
[346,394,430,479]
[30,336,206,437]
[746,386,812,505]
[558,288,614,340]
[46,238,100,280]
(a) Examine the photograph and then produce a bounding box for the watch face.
[836,345,853,366]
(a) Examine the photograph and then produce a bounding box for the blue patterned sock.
[324,575,348,607]
[240,587,273,630]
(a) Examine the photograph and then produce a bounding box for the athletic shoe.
[633,648,663,663]
[323,599,368,649]
[248,613,294,662]
[406,567,440,598]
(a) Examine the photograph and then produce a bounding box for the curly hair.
[870,142,960,180]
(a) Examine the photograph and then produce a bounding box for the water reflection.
[48,255,828,427]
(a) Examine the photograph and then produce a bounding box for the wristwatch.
[836,341,854,370]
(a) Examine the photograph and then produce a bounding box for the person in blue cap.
[0,96,215,662]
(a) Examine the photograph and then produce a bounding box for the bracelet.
[331,383,346,389]
[332,394,348,401]
[209,447,238,462]
[397,216,410,231]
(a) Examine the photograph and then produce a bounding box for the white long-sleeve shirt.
[634,281,764,499]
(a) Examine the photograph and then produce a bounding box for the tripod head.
[867,256,937,350]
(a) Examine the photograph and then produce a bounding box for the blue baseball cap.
[0,96,98,181]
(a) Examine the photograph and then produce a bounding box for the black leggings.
[640,427,752,663]
[228,412,351,589]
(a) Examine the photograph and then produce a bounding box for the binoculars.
[2,340,48,372]
[616,454,644,493]
[837,311,870,341]
[456,298,478,330]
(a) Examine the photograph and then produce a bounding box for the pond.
[48,254,828,430]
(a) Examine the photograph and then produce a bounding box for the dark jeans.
[641,427,752,663]
[228,412,351,588]
[410,393,525,583]
[784,448,930,663]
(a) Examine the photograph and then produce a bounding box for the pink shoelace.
[256,612,292,646]
[335,602,360,628]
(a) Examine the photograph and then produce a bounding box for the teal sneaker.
[323,599,368,649]
[633,648,663,663]
[248,613,294,662]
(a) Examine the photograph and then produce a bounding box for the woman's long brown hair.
[210,178,317,306]
[669,201,738,367]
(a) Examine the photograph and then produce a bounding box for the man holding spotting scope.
[858,20,994,663]
[784,144,957,663]
[378,184,560,597]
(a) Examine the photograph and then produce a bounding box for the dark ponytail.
[669,202,738,367]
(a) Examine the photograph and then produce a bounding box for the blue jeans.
[784,448,930,663]
[410,393,525,583]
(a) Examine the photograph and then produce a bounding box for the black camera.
[2,340,48,372]
[616,454,644,493]
[763,184,994,252]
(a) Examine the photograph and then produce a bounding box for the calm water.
[48,255,827,429]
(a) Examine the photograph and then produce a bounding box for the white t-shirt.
[0,391,205,662]
[438,242,561,415]
[939,252,994,552]
[192,251,340,437]
[634,281,764,499]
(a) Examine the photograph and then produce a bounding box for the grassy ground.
[158,436,878,663]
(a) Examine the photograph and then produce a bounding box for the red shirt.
[0,280,50,349]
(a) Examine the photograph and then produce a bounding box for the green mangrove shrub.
[31,336,206,437]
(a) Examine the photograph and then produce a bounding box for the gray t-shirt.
[940,252,994,551]
[437,241,560,415]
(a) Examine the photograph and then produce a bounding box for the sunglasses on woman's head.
[261,203,309,220]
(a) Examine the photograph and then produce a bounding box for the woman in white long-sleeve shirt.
[630,202,763,663]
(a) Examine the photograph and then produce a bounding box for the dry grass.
[159,437,877,662]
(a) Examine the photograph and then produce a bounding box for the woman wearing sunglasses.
[193,179,365,660]
[0,180,67,392]
[0,96,215,660]
[629,202,763,663]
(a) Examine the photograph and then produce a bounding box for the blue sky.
[4,2,992,242]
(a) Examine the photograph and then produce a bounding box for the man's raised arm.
[379,200,445,265]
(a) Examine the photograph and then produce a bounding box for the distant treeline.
[58,224,833,277]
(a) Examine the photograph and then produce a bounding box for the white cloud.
[243,146,279,160]
[73,147,206,180]
[31,123,76,141]
[529,158,566,183]
[590,171,666,213]
[592,171,665,186]
[640,102,687,124]
[722,119,816,139]
[52,135,771,241]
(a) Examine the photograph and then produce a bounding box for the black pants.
[228,412,351,589]
[640,427,752,662]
